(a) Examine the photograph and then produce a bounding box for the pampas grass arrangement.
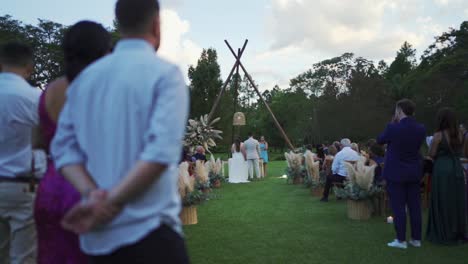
[178,162,204,207]
[285,151,306,183]
[335,160,382,200]
[205,156,224,187]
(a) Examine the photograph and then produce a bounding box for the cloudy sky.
[3,0,468,90]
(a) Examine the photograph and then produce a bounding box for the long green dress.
[426,134,467,244]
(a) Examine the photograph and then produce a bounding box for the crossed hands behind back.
[61,189,123,234]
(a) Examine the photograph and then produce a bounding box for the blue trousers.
[387,181,422,241]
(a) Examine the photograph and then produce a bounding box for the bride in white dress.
[229,139,249,183]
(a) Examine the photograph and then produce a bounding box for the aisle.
[184,161,468,264]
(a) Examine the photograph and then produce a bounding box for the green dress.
[426,134,467,244]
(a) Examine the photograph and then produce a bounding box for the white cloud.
[157,9,202,83]
[265,0,466,65]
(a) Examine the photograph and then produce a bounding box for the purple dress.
[34,90,87,263]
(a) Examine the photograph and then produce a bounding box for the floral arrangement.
[178,162,204,206]
[184,114,223,153]
[285,151,306,183]
[334,160,382,200]
[304,150,324,188]
[205,155,225,186]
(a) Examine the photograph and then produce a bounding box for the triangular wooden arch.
[207,39,295,150]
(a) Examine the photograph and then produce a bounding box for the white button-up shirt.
[331,147,360,177]
[0,73,40,177]
[51,40,189,255]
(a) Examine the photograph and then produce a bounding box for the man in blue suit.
[377,99,426,249]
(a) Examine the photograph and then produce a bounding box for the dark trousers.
[89,224,190,264]
[387,181,422,241]
[322,174,346,199]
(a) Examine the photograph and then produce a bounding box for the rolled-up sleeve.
[51,86,86,170]
[139,66,189,165]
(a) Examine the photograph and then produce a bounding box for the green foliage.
[334,181,383,201]
[182,188,205,207]
[0,15,119,87]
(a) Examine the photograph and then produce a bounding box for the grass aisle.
[184,161,468,264]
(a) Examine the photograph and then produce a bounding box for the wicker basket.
[180,206,198,225]
[347,200,371,220]
[311,186,324,197]
[293,177,303,185]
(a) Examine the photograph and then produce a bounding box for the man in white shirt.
[0,42,39,264]
[321,138,360,202]
[243,132,261,179]
[51,0,189,262]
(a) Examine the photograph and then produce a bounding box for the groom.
[244,132,261,180]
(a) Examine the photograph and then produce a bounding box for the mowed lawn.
[184,161,468,264]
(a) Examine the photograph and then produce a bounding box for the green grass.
[184,161,468,264]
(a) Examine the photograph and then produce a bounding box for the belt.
[0,176,37,183]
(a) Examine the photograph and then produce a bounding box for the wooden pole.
[207,40,248,122]
[231,48,241,146]
[225,40,295,151]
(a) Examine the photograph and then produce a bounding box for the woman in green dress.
[426,107,467,244]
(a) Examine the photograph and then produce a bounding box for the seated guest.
[192,146,207,162]
[368,144,385,184]
[322,145,338,176]
[321,138,360,202]
[180,146,192,163]
[351,143,360,153]
[333,141,342,152]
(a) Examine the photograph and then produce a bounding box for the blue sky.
[3,0,468,89]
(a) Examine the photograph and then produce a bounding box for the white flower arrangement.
[184,114,223,153]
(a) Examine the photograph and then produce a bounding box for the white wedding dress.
[229,146,249,183]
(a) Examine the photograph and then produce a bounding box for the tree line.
[1,15,467,150]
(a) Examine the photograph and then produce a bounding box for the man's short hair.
[115,0,160,35]
[396,99,416,116]
[247,132,253,137]
[0,41,33,68]
[340,138,351,147]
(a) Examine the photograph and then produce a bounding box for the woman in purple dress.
[34,21,111,263]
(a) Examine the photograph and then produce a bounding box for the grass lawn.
[184,161,468,264]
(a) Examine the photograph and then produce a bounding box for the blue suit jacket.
[377,117,426,183]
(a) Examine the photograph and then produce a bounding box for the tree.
[188,48,223,118]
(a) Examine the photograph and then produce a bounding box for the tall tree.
[188,48,223,118]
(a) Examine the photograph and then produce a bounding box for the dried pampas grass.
[195,160,209,184]
[205,156,222,176]
[285,151,302,171]
[304,150,320,181]
[178,162,195,199]
[344,160,376,191]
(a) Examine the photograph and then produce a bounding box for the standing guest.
[51,0,190,262]
[0,41,41,264]
[0,41,39,264]
[244,132,261,179]
[377,99,426,249]
[320,138,360,202]
[192,146,207,162]
[259,136,269,177]
[426,108,466,244]
[34,21,111,264]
